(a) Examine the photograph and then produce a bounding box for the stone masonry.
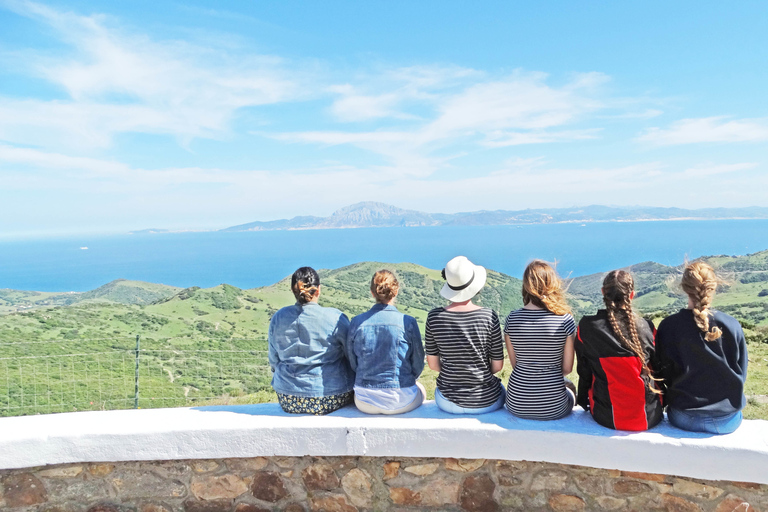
[1,457,766,512]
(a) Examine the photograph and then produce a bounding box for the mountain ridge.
[219,202,768,232]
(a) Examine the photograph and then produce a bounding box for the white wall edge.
[1,402,767,484]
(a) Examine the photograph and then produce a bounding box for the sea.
[1,219,767,292]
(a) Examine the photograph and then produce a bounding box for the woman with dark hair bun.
[347,270,426,415]
[268,266,355,415]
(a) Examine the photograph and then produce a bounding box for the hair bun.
[371,270,399,303]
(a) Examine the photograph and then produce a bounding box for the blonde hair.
[371,270,399,303]
[522,260,571,316]
[681,261,723,342]
[602,270,661,394]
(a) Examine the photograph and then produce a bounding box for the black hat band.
[446,271,475,291]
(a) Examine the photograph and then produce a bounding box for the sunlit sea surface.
[1,220,767,291]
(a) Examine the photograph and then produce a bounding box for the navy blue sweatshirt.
[654,309,747,416]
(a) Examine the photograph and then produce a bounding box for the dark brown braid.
[603,270,662,394]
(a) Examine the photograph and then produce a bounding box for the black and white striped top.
[504,308,576,420]
[425,307,504,408]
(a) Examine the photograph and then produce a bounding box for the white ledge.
[1,402,767,484]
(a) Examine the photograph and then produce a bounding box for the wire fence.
[0,336,273,417]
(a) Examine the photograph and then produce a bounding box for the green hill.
[1,255,767,418]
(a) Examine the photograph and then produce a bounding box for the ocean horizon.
[1,219,767,292]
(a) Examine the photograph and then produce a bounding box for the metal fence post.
[134,335,140,409]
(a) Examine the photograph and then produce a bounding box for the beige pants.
[355,382,427,415]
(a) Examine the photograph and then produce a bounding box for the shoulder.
[577,311,607,333]
[427,307,446,319]
[712,310,744,333]
[318,305,349,323]
[272,304,299,319]
[404,313,418,325]
[657,310,688,331]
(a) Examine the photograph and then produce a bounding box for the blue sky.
[1,1,767,237]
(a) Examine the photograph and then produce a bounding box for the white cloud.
[0,144,130,174]
[277,71,610,176]
[638,116,768,145]
[683,162,758,177]
[0,0,304,150]
[326,65,479,122]
[482,129,601,147]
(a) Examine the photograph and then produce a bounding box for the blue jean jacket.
[268,302,354,397]
[347,303,425,389]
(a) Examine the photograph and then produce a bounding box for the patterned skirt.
[276,391,354,415]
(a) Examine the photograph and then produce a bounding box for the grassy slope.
[2,254,767,418]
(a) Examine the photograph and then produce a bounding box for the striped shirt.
[504,308,576,420]
[425,307,504,408]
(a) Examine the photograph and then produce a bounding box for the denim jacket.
[268,302,354,397]
[347,303,425,389]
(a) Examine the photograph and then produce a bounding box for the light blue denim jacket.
[268,302,354,397]
[347,303,425,389]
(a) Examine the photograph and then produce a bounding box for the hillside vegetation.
[2,252,767,418]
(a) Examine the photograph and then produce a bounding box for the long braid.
[603,271,662,393]
[681,262,723,342]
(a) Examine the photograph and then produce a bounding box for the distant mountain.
[221,202,768,232]
[221,202,436,231]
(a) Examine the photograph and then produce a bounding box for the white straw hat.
[440,256,487,302]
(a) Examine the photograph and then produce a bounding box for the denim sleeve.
[346,319,359,372]
[267,313,278,373]
[335,311,352,360]
[407,316,425,378]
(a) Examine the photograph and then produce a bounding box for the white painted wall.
[2,402,767,484]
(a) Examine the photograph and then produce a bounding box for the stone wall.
[1,456,765,512]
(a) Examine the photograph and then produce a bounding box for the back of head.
[371,270,399,304]
[291,266,320,304]
[602,270,634,310]
[681,261,722,342]
[522,260,570,316]
[601,269,659,392]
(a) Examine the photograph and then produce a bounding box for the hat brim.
[440,265,487,302]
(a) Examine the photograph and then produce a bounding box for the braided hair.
[602,270,661,394]
[291,267,320,304]
[681,261,723,342]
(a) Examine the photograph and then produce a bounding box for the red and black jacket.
[575,310,663,431]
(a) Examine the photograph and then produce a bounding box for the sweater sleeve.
[574,324,593,411]
[735,321,748,384]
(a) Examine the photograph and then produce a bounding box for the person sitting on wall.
[655,261,748,434]
[575,270,663,431]
[426,256,506,414]
[347,270,427,415]
[504,260,577,421]
[268,266,355,415]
